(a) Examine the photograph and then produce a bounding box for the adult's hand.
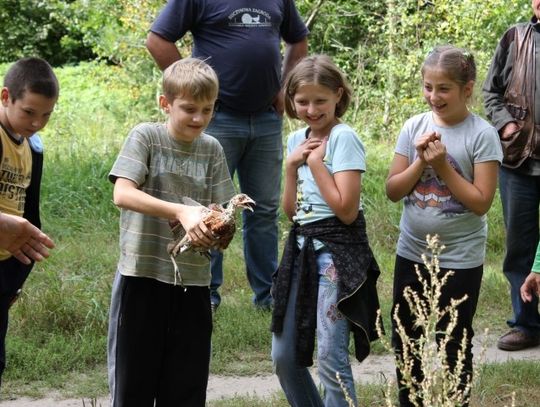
[0,213,55,264]
[500,121,519,140]
[520,272,540,303]
[272,89,285,116]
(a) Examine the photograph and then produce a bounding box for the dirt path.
[1,338,539,406]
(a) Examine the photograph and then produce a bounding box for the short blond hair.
[162,58,219,102]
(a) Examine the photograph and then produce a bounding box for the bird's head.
[229,193,255,212]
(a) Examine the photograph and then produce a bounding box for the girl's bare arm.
[431,159,499,216]
[307,139,361,225]
[385,153,426,202]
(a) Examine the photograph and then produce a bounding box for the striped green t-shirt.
[109,122,235,286]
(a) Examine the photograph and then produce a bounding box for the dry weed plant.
[376,234,472,407]
[81,398,102,407]
[336,371,357,407]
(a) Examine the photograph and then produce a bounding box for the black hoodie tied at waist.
[270,211,382,367]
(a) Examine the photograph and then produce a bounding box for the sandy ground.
[1,337,539,406]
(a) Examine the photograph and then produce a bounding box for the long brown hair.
[283,54,352,119]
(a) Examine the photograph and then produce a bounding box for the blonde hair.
[162,58,219,102]
[283,54,352,119]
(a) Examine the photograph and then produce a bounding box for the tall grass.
[0,62,527,403]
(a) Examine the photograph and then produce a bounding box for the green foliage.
[0,0,94,65]
[346,0,531,138]
[72,0,167,114]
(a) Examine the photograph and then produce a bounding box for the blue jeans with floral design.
[271,250,357,407]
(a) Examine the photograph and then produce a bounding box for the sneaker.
[497,328,540,351]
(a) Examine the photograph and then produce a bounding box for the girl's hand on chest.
[287,137,324,168]
[306,136,328,166]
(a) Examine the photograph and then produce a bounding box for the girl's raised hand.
[423,138,447,168]
[286,137,323,168]
[415,131,440,161]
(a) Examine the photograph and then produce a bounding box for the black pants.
[391,255,483,407]
[0,256,33,387]
[108,273,212,407]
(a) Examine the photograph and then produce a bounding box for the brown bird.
[167,194,255,285]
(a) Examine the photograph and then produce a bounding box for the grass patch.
[472,361,540,407]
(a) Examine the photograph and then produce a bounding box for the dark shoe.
[497,328,540,351]
[254,302,273,312]
[211,302,218,317]
[8,289,22,308]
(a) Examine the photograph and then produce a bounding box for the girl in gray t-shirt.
[386,45,502,407]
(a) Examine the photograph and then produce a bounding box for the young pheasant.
[167,193,255,285]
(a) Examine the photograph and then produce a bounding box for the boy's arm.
[113,177,216,248]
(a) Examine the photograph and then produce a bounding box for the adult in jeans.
[146,0,309,310]
[483,0,540,351]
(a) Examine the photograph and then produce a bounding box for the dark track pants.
[391,255,483,407]
[108,272,212,407]
[0,256,33,388]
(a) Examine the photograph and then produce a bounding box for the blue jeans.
[272,251,357,407]
[499,167,540,335]
[206,108,282,307]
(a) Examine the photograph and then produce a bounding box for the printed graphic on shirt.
[0,159,30,211]
[228,8,272,28]
[296,178,314,218]
[406,154,465,214]
[0,137,31,214]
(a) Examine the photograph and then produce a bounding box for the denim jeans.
[499,167,540,335]
[272,250,357,407]
[206,108,282,307]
